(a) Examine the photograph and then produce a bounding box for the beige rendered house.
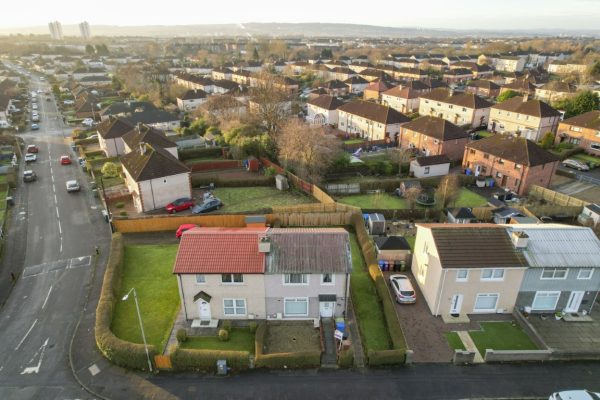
[418,89,492,129]
[337,100,411,142]
[411,224,528,318]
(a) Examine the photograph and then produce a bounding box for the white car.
[389,274,416,304]
[24,153,37,163]
[66,180,80,192]
[549,390,600,400]
[63,100,75,105]
[31,104,38,110]
[82,118,94,127]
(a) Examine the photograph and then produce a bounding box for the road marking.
[20,338,49,375]
[15,319,38,350]
[42,285,53,309]
[54,194,57,203]
[55,207,60,219]
[51,175,54,184]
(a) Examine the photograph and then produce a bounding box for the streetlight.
[122,287,153,372]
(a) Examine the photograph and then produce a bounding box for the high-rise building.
[48,21,63,40]
[79,21,91,39]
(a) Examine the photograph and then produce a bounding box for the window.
[195,274,206,284]
[483,154,489,159]
[474,294,499,312]
[532,291,560,311]
[223,298,246,316]
[221,273,244,284]
[591,143,600,151]
[456,269,469,282]
[541,268,568,280]
[284,297,309,316]
[470,149,476,155]
[497,159,504,164]
[284,274,309,285]
[515,163,522,170]
[321,273,335,285]
[570,126,582,132]
[496,172,503,178]
[462,107,467,112]
[424,166,430,174]
[578,268,594,280]
[481,268,504,281]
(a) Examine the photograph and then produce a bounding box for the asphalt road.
[0,74,105,399]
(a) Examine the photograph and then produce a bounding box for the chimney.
[522,93,529,102]
[448,87,454,97]
[258,236,271,253]
[511,231,529,249]
[139,141,147,155]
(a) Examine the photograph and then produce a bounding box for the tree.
[320,48,333,59]
[248,72,292,136]
[253,47,260,61]
[198,94,244,126]
[391,148,413,177]
[85,44,95,54]
[590,61,600,78]
[556,90,600,119]
[276,120,342,184]
[222,123,270,158]
[405,187,423,210]
[497,90,520,103]
[101,162,119,178]
[539,132,555,149]
[94,43,109,56]
[435,174,460,209]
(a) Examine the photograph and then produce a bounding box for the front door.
[501,175,508,187]
[565,291,585,313]
[198,300,211,320]
[450,294,463,315]
[319,301,334,318]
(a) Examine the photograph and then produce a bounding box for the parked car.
[63,100,74,105]
[60,155,72,165]
[562,159,590,171]
[176,224,199,239]
[23,170,37,182]
[66,180,80,192]
[46,97,51,102]
[165,197,194,214]
[549,390,600,400]
[31,104,38,110]
[390,274,416,304]
[31,115,40,122]
[26,144,39,153]
[192,198,223,214]
[82,118,94,127]
[30,123,39,131]
[24,153,37,163]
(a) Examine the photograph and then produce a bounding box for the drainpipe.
[589,289,599,313]
[344,272,350,318]
[435,268,448,316]
[178,274,188,320]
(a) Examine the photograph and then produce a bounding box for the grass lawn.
[184,157,226,165]
[450,188,488,208]
[476,131,495,138]
[337,193,408,209]
[213,187,315,213]
[98,175,124,188]
[264,323,321,354]
[344,139,366,145]
[349,233,391,351]
[181,328,255,354]
[111,245,180,353]
[468,321,538,355]
[445,332,466,351]
[0,175,7,185]
[405,235,416,251]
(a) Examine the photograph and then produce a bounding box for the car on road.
[23,170,37,182]
[24,153,37,163]
[30,123,39,131]
[165,197,194,214]
[549,390,600,400]
[562,159,590,171]
[27,144,39,153]
[46,97,51,102]
[31,104,38,110]
[191,198,223,214]
[60,155,72,165]
[176,224,199,239]
[31,115,40,122]
[66,180,80,192]
[390,274,416,304]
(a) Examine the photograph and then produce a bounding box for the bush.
[179,147,223,161]
[338,347,354,368]
[176,329,188,343]
[367,349,406,366]
[171,348,249,372]
[101,162,120,178]
[218,329,229,341]
[115,202,125,209]
[222,320,232,332]
[264,166,277,177]
[255,351,322,369]
[119,211,128,216]
[248,322,258,333]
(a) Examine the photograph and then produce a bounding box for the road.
[0,74,106,399]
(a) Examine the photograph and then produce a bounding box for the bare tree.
[435,174,460,209]
[390,147,414,177]
[198,95,245,126]
[275,120,342,184]
[248,72,293,136]
[405,187,423,210]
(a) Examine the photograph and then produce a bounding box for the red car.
[60,155,72,165]
[176,224,198,239]
[166,197,194,214]
[27,145,39,153]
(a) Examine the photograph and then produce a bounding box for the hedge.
[94,233,157,371]
[371,269,408,351]
[170,348,250,372]
[254,322,321,369]
[338,347,354,368]
[74,137,99,146]
[179,147,224,161]
[191,175,275,188]
[367,349,406,366]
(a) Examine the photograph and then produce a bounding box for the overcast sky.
[2,0,600,30]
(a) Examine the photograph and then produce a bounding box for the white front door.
[565,291,584,313]
[319,301,334,318]
[450,294,463,315]
[198,300,211,320]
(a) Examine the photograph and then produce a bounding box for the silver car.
[562,159,590,171]
[390,274,416,304]
[66,180,80,192]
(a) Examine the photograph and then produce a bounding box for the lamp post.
[122,288,153,372]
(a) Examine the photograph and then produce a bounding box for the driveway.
[384,271,510,363]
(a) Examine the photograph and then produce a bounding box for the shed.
[374,236,412,267]
[275,174,289,190]
[409,155,450,178]
[445,207,476,224]
[367,213,386,235]
[492,207,524,224]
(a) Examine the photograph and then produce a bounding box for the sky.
[1,0,600,30]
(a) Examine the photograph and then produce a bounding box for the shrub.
[176,329,188,343]
[179,147,223,161]
[255,351,321,369]
[115,202,125,209]
[264,166,277,177]
[101,162,120,178]
[338,347,354,368]
[171,348,249,372]
[119,210,128,216]
[222,320,232,332]
[248,322,258,333]
[218,329,229,341]
[367,349,406,366]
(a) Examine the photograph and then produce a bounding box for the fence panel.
[154,355,173,370]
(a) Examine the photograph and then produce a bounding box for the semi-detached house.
[337,100,411,142]
[418,89,492,129]
[554,110,600,156]
[306,94,344,126]
[398,116,468,161]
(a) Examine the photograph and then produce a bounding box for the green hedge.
[191,175,275,188]
[338,347,354,368]
[94,233,157,371]
[350,213,377,266]
[255,351,322,369]
[373,274,408,351]
[367,349,406,366]
[171,348,249,372]
[74,137,99,146]
[357,175,476,194]
[179,147,224,161]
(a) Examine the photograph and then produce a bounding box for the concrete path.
[346,297,365,368]
[163,306,185,355]
[457,331,484,363]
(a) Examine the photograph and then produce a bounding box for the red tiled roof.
[173,227,267,274]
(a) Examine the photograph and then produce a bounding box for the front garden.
[446,321,538,355]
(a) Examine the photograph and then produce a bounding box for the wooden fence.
[112,214,252,233]
[325,183,361,195]
[154,355,173,370]
[528,185,589,207]
[188,160,243,172]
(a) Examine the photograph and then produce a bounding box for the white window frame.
[531,291,560,311]
[540,268,568,280]
[577,268,594,280]
[195,274,206,285]
[480,268,505,281]
[456,269,469,282]
[283,274,309,286]
[283,297,309,317]
[221,273,244,284]
[223,298,247,316]
[321,273,335,285]
[473,293,499,313]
